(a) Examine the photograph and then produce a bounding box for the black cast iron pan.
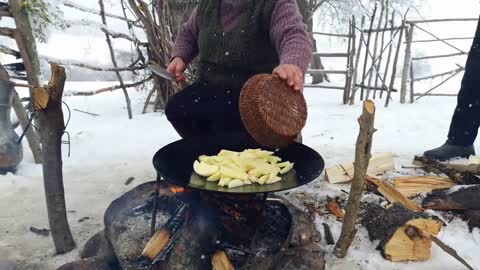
[152,132,324,194]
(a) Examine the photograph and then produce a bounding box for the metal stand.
[150,175,161,236]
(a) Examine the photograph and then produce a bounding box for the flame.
[223,206,242,220]
[169,186,186,194]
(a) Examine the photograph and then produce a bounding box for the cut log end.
[384,218,442,261]
[364,100,375,113]
[362,203,443,262]
[212,251,234,270]
[142,228,170,260]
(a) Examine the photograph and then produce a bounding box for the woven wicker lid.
[239,74,307,148]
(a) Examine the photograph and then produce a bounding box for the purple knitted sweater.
[171,0,312,73]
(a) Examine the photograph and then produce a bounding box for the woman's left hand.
[272,64,304,93]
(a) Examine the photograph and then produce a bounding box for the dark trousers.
[165,81,246,138]
[447,17,480,146]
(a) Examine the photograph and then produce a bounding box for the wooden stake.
[36,63,75,254]
[385,20,405,107]
[366,0,385,99]
[373,0,389,99]
[380,11,395,99]
[360,4,378,101]
[349,16,366,105]
[400,24,414,104]
[334,100,376,258]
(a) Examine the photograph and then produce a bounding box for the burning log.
[393,176,455,198]
[212,251,234,270]
[334,100,376,258]
[422,185,480,210]
[413,156,480,185]
[361,203,443,262]
[142,228,170,260]
[366,177,423,212]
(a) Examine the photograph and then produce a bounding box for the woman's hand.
[272,64,304,92]
[167,57,187,82]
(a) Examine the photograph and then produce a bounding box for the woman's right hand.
[167,57,187,82]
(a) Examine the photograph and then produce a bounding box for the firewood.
[361,203,443,262]
[366,177,423,212]
[413,156,480,185]
[142,228,170,260]
[334,100,376,258]
[422,185,480,210]
[326,152,394,184]
[465,210,480,232]
[326,197,344,219]
[212,250,234,270]
[405,225,474,270]
[393,176,455,198]
[446,155,480,173]
[322,223,335,245]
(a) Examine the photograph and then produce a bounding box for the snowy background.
[1,0,480,270]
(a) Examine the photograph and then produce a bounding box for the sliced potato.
[220,166,248,181]
[258,175,269,185]
[207,171,221,181]
[228,179,245,189]
[193,160,219,177]
[280,162,294,174]
[266,176,282,184]
[243,179,252,185]
[218,177,232,187]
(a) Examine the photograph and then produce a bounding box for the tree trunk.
[361,203,443,262]
[8,0,43,164]
[36,63,75,254]
[422,185,480,210]
[333,100,376,258]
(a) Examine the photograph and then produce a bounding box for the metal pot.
[0,80,23,173]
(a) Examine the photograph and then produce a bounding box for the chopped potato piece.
[228,179,245,189]
[280,162,294,174]
[193,161,219,177]
[207,171,221,181]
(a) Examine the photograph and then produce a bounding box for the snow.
[1,83,479,269]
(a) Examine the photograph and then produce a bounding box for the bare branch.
[44,57,147,72]
[66,76,152,96]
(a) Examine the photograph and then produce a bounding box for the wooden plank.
[326,152,395,184]
[311,31,350,38]
[366,177,424,212]
[407,18,479,24]
[306,69,348,75]
[312,52,349,57]
[413,52,465,61]
[393,176,455,198]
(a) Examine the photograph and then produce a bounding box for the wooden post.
[366,0,385,99]
[8,0,43,164]
[409,63,415,103]
[334,100,376,258]
[349,16,366,105]
[380,11,396,99]
[373,0,389,99]
[385,20,405,107]
[400,23,414,104]
[360,4,378,101]
[36,63,75,254]
[343,18,354,105]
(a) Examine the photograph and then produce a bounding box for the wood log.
[414,156,480,185]
[446,155,480,173]
[36,63,75,254]
[366,177,423,212]
[422,185,480,210]
[322,223,335,245]
[393,176,455,197]
[142,228,170,260]
[464,210,480,232]
[361,203,443,262]
[326,152,394,184]
[211,251,234,270]
[333,100,376,258]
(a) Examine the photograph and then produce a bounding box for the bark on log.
[422,185,480,210]
[333,100,376,258]
[465,210,480,232]
[414,156,480,185]
[361,203,443,261]
[37,63,75,254]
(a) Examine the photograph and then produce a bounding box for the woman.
[165,0,312,138]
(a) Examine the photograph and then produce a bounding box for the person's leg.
[424,18,480,160]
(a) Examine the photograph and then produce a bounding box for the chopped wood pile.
[325,151,480,266]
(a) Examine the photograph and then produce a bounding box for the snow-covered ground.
[0,82,479,270]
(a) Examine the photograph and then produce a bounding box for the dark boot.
[423,141,475,161]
